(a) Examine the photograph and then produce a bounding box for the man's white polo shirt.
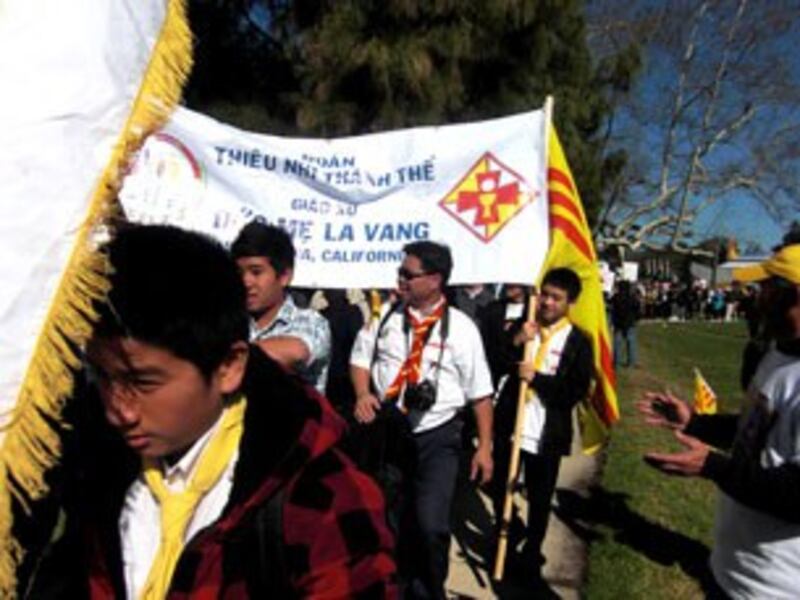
[350,302,493,433]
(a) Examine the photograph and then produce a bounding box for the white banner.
[120,106,551,289]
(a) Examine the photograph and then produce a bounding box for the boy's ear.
[278,266,294,289]
[217,341,249,394]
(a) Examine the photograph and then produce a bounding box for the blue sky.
[588,0,799,253]
[693,195,786,252]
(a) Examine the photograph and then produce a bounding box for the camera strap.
[369,300,403,391]
[369,300,417,406]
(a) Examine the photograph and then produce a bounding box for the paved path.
[445,435,602,599]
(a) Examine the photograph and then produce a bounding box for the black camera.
[404,380,437,412]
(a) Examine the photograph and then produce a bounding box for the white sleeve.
[759,365,800,466]
[349,311,381,370]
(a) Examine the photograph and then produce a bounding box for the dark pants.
[402,417,463,600]
[492,441,562,569]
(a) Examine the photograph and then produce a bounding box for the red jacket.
[84,347,397,598]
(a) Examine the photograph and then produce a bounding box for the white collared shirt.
[119,413,239,599]
[520,322,572,454]
[350,302,493,433]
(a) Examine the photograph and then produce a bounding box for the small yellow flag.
[693,368,718,414]
[369,289,383,323]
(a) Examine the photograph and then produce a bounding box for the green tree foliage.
[186,0,639,222]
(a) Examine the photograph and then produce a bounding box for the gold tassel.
[0,1,193,595]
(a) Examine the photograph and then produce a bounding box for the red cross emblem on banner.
[439,152,535,243]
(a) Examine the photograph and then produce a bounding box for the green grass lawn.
[582,321,748,599]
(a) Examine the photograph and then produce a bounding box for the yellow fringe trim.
[0,1,192,595]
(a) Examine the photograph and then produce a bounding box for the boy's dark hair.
[541,267,582,302]
[230,221,295,275]
[93,224,249,379]
[403,241,453,286]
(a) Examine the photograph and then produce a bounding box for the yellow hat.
[733,244,800,285]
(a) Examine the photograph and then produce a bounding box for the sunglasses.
[397,267,432,281]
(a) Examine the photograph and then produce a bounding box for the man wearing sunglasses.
[638,243,800,599]
[350,241,494,599]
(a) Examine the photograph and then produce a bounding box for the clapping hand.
[636,390,692,430]
[644,430,710,477]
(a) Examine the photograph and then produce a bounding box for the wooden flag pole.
[492,289,538,581]
[493,95,553,582]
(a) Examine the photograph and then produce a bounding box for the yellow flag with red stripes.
[540,128,619,454]
[693,368,718,414]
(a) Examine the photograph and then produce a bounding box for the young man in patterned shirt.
[231,221,331,393]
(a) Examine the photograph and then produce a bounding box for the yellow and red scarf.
[384,302,446,401]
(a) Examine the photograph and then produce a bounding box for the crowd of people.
[14,219,800,600]
[611,278,758,324]
[605,276,762,369]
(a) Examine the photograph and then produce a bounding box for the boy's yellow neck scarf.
[138,396,246,600]
[527,318,570,401]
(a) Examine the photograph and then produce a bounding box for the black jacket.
[610,291,640,332]
[485,307,593,456]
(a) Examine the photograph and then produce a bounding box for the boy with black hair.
[490,267,593,581]
[231,221,331,393]
[67,225,395,598]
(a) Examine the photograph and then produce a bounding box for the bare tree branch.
[589,0,800,256]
